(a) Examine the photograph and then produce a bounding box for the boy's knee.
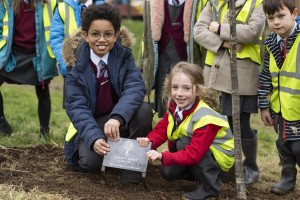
[136,102,153,120]
[79,155,103,172]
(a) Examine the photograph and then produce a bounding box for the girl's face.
[85,19,118,57]
[266,6,298,38]
[171,72,197,110]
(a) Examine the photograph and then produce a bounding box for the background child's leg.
[35,84,51,139]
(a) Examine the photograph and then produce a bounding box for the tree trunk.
[228,0,247,199]
[127,0,131,19]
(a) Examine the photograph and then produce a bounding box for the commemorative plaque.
[101,137,151,188]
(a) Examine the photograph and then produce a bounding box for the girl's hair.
[8,0,48,14]
[81,3,121,33]
[263,0,296,15]
[162,61,204,105]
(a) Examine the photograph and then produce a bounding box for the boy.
[63,3,152,183]
[258,0,300,195]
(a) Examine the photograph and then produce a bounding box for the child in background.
[138,61,234,200]
[258,0,300,195]
[194,0,265,186]
[149,0,193,118]
[0,0,58,139]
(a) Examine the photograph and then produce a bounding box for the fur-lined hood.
[63,26,136,67]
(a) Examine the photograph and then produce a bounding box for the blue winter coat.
[50,0,82,76]
[50,0,105,76]
[0,0,58,81]
[63,29,146,169]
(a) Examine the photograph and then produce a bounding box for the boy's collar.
[277,21,297,42]
[90,50,109,66]
[168,0,185,6]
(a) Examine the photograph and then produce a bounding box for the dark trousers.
[160,137,222,195]
[78,102,153,171]
[276,116,300,166]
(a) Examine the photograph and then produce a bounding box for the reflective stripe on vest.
[0,1,9,49]
[58,3,78,38]
[43,0,56,58]
[205,0,262,66]
[167,101,235,172]
[269,34,300,121]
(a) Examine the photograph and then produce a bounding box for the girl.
[138,61,234,200]
[148,0,193,118]
[0,0,58,138]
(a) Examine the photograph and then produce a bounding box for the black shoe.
[0,117,12,136]
[39,126,50,140]
[182,183,219,200]
[270,165,297,195]
[120,170,141,184]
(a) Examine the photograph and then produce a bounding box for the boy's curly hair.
[81,3,121,33]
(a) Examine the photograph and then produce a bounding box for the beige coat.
[193,0,265,95]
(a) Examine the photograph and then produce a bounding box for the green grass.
[122,19,143,61]
[0,78,69,147]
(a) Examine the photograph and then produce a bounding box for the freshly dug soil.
[0,144,299,199]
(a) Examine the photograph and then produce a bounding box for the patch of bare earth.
[0,145,299,199]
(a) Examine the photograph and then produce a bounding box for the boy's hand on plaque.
[93,138,110,155]
[104,119,120,141]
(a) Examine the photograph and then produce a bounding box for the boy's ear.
[84,31,89,42]
[292,8,298,19]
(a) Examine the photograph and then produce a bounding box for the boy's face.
[266,6,298,38]
[85,19,118,58]
[171,72,197,110]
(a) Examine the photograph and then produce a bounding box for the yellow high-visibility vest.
[0,0,56,58]
[58,2,78,38]
[167,100,234,172]
[196,0,208,20]
[43,0,57,58]
[0,1,9,49]
[65,122,77,142]
[205,0,263,66]
[269,35,300,121]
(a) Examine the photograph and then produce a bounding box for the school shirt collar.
[90,49,109,66]
[83,0,93,7]
[277,21,297,43]
[168,0,185,6]
[174,102,194,121]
